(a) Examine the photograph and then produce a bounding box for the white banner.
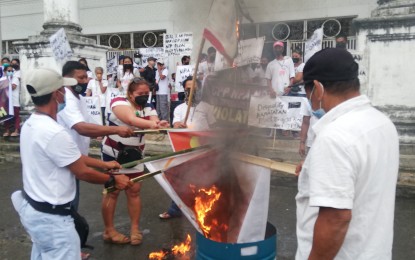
[215,37,265,71]
[138,47,166,67]
[175,65,195,92]
[49,28,73,63]
[304,27,323,63]
[248,91,307,130]
[164,32,193,56]
[82,96,103,125]
[106,55,118,75]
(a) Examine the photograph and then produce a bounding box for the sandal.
[3,132,10,137]
[103,231,130,244]
[81,252,90,260]
[130,230,143,246]
[10,132,19,137]
[159,212,181,219]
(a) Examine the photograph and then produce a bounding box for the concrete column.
[43,0,79,24]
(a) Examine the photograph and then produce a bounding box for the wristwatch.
[105,175,115,188]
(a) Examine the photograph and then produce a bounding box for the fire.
[191,185,228,241]
[148,234,192,260]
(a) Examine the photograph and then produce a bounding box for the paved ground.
[1,162,414,259]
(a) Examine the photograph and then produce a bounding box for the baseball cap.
[147,57,157,62]
[157,59,165,65]
[303,48,358,84]
[26,68,78,97]
[273,41,284,48]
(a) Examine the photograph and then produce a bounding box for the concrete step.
[400,154,415,171]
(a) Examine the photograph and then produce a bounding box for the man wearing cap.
[58,61,134,211]
[140,57,157,89]
[155,59,170,121]
[265,41,295,98]
[11,68,132,260]
[295,48,399,259]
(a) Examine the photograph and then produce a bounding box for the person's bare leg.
[125,182,142,245]
[102,191,120,234]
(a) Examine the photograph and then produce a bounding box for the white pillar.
[43,0,79,24]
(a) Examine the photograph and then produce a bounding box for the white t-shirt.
[173,103,196,128]
[57,88,91,155]
[87,70,94,80]
[295,63,306,95]
[253,66,267,87]
[265,57,295,95]
[156,68,169,95]
[296,95,399,260]
[21,114,81,205]
[11,75,20,107]
[119,71,136,95]
[87,79,108,107]
[299,101,317,148]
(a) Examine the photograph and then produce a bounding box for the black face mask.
[209,55,216,63]
[72,83,88,95]
[134,95,149,107]
[123,64,133,71]
[11,64,20,70]
[292,58,300,63]
[336,42,347,49]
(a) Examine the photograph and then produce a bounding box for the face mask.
[57,91,66,112]
[6,71,13,77]
[336,42,347,49]
[123,64,133,71]
[274,50,283,56]
[134,95,149,107]
[292,58,300,63]
[185,88,201,107]
[72,83,88,95]
[11,64,19,70]
[134,58,141,64]
[309,85,326,119]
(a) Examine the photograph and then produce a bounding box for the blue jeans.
[14,193,81,260]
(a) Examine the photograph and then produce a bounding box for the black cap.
[303,48,358,84]
[147,57,157,62]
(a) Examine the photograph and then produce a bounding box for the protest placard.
[304,27,323,63]
[138,47,166,67]
[49,28,73,63]
[82,96,103,125]
[215,37,265,71]
[107,55,118,75]
[164,32,193,56]
[248,91,306,130]
[0,78,13,123]
[175,65,195,92]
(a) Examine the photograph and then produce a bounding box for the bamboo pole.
[103,170,163,194]
[133,129,170,135]
[231,153,297,175]
[184,37,206,124]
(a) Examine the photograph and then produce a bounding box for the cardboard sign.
[49,28,73,62]
[304,27,323,63]
[0,78,13,123]
[82,96,103,125]
[164,32,193,56]
[248,91,306,130]
[175,65,195,92]
[138,47,167,67]
[215,37,265,71]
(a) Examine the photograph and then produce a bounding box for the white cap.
[157,59,165,65]
[26,68,78,97]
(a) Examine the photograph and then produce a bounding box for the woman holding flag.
[101,78,169,245]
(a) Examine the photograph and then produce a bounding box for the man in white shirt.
[295,48,399,260]
[155,59,170,121]
[11,68,131,260]
[58,61,134,210]
[265,41,295,97]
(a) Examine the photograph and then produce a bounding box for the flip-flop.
[81,252,90,260]
[130,230,143,246]
[10,132,19,137]
[103,231,130,244]
[159,211,181,219]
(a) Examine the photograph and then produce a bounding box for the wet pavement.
[1,162,414,260]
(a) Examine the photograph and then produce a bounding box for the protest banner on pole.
[248,90,306,131]
[138,47,166,67]
[49,28,73,64]
[163,32,193,56]
[304,27,323,63]
[82,96,103,125]
[175,65,195,92]
[215,37,265,71]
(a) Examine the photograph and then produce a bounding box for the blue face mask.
[6,71,13,77]
[57,91,66,112]
[309,84,326,119]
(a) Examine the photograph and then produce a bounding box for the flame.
[148,234,192,260]
[191,185,228,241]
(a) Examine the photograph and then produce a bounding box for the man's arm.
[72,122,133,138]
[81,155,121,171]
[309,207,352,260]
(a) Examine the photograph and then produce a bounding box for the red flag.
[203,0,239,61]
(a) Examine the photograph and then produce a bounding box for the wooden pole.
[231,152,297,175]
[184,37,206,124]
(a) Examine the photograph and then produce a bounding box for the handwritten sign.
[175,65,195,92]
[248,92,306,130]
[49,28,73,62]
[349,50,367,86]
[137,47,167,67]
[107,55,118,75]
[215,37,265,71]
[304,27,323,63]
[82,96,103,125]
[164,32,193,56]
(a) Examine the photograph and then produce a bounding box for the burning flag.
[145,148,270,244]
[203,0,239,61]
[149,234,192,260]
[0,77,14,123]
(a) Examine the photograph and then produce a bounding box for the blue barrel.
[196,223,276,260]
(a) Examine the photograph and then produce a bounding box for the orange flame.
[148,234,192,260]
[191,185,228,241]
